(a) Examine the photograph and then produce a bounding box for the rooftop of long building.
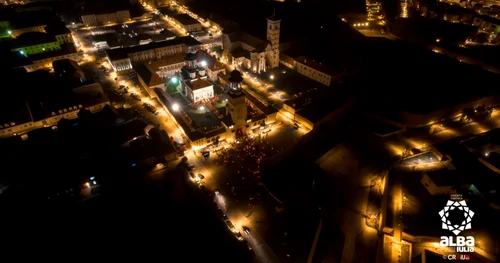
[105,36,201,60]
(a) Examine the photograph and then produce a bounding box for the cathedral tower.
[266,9,281,68]
[226,70,247,136]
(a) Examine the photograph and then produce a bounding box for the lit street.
[71,9,299,261]
[4,0,500,261]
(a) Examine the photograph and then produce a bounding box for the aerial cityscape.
[0,0,499,262]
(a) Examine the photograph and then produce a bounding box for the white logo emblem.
[439,200,474,235]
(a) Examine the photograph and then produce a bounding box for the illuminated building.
[224,70,248,136]
[180,52,214,103]
[10,32,63,55]
[222,11,281,73]
[400,0,409,18]
[170,14,203,33]
[18,45,80,72]
[136,50,224,93]
[366,0,385,21]
[106,36,202,75]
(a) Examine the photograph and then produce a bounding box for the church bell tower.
[266,9,281,68]
[226,70,247,136]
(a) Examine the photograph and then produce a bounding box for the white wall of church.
[190,86,214,102]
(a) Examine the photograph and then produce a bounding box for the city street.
[75,6,500,262]
[72,9,300,261]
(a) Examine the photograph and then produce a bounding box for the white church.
[222,12,281,73]
[180,52,215,103]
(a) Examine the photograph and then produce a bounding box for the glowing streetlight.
[171,76,178,83]
[172,103,179,111]
[201,60,207,67]
[7,30,11,35]
[199,106,205,111]
[270,75,274,80]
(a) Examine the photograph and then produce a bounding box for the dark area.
[0,115,250,262]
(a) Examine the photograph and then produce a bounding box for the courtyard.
[169,92,222,129]
[165,79,232,130]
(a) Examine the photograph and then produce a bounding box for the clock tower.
[266,9,281,68]
[225,70,247,136]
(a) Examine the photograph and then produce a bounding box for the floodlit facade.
[181,52,214,103]
[366,0,385,22]
[11,39,61,55]
[222,12,280,73]
[10,25,46,38]
[171,14,203,33]
[22,50,80,72]
[106,36,203,75]
[225,70,248,135]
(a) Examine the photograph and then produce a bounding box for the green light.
[7,30,11,35]
[171,77,178,83]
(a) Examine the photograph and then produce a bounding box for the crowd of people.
[214,134,277,203]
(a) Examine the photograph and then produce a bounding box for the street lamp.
[270,74,274,80]
[199,106,205,111]
[201,60,207,67]
[173,103,179,111]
